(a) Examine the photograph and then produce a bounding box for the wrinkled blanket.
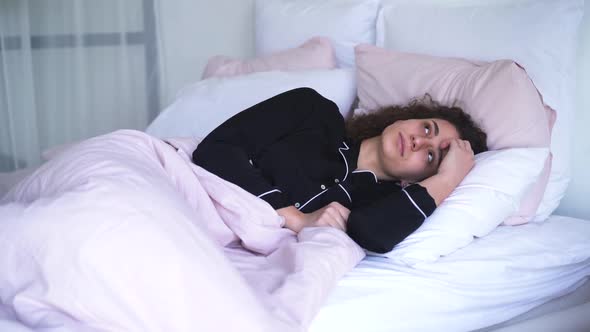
[0,130,364,332]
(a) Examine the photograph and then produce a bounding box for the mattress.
[309,215,590,332]
[477,279,590,331]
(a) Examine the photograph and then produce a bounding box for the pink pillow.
[503,106,556,226]
[355,44,550,150]
[202,37,336,79]
[354,44,552,224]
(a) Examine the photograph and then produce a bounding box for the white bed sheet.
[309,215,590,332]
[482,301,590,332]
[476,277,590,331]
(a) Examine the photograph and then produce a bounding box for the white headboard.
[155,0,590,220]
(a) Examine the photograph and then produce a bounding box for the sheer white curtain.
[0,0,161,172]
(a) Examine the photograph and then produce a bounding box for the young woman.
[193,88,487,253]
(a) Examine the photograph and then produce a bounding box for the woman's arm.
[345,184,436,253]
[193,87,341,209]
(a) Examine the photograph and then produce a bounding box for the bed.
[1,0,589,331]
[1,168,589,332]
[310,215,590,332]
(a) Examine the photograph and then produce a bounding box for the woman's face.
[379,118,460,183]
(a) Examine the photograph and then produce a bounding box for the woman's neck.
[357,137,395,181]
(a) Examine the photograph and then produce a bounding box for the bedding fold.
[0,130,364,332]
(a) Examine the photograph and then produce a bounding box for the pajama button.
[334,179,340,183]
[294,202,301,208]
[320,184,326,190]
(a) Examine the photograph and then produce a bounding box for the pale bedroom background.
[0,0,588,220]
[116,0,590,221]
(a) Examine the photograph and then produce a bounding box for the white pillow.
[376,0,584,221]
[146,69,357,139]
[382,148,549,265]
[255,0,380,68]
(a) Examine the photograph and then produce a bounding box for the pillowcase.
[384,148,549,265]
[255,0,380,68]
[355,44,551,150]
[201,37,336,79]
[503,107,556,226]
[146,69,357,139]
[375,0,584,220]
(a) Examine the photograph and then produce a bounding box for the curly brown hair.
[346,95,488,154]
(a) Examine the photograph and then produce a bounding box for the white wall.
[157,0,590,220]
[555,2,590,220]
[156,0,254,106]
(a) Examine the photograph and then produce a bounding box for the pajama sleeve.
[346,184,436,253]
[192,87,341,209]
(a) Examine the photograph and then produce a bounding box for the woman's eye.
[428,151,434,163]
[424,125,430,135]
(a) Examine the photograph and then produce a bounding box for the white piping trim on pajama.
[352,169,378,183]
[338,142,350,182]
[258,189,282,198]
[338,184,352,203]
[401,188,427,219]
[298,189,329,211]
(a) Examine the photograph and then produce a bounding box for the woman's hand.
[303,202,350,231]
[278,202,350,233]
[437,138,475,186]
[418,138,474,206]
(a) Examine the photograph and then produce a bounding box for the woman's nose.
[411,136,429,151]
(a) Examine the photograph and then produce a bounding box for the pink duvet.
[0,130,364,332]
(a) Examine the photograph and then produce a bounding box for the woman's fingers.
[330,201,350,220]
[300,202,352,232]
[437,138,476,187]
[323,205,346,231]
[457,139,473,153]
[440,138,452,150]
[464,139,472,151]
[331,202,350,231]
[450,138,473,155]
[313,202,350,231]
